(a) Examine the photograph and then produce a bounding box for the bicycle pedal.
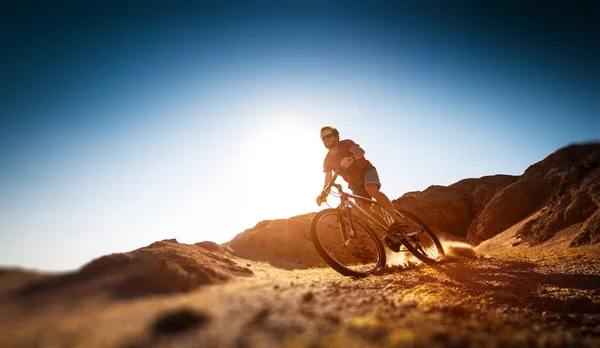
[383,236,401,253]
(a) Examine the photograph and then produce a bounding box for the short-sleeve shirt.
[323,139,374,186]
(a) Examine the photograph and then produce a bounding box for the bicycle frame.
[340,192,392,232]
[322,171,420,240]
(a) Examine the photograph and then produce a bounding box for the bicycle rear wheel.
[395,210,445,264]
[311,208,386,277]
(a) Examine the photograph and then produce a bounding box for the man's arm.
[340,144,365,168]
[323,171,332,192]
[317,171,333,205]
[349,144,365,159]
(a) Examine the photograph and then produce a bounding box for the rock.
[302,291,315,302]
[571,210,600,247]
[151,307,210,336]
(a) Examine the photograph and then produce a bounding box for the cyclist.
[316,126,403,233]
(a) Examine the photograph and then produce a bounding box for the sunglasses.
[321,133,335,141]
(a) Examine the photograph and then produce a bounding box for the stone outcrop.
[513,144,600,246]
[395,143,599,245]
[393,175,517,240]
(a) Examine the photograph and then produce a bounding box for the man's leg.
[357,200,388,226]
[350,174,388,227]
[365,183,401,225]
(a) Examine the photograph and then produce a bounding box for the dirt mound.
[0,268,47,294]
[225,213,326,269]
[11,239,253,299]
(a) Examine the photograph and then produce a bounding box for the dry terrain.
[0,233,598,348]
[1,142,598,347]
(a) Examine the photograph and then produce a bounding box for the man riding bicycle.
[316,126,402,230]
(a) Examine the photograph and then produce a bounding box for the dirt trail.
[1,244,599,348]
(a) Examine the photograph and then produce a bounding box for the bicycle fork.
[337,203,357,246]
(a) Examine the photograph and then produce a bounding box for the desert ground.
[0,230,598,348]
[1,143,598,347]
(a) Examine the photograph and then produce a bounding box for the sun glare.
[236,117,327,224]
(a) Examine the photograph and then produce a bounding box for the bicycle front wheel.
[311,208,386,277]
[396,210,445,264]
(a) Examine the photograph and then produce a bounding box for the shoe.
[384,235,401,252]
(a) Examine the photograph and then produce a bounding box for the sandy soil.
[1,238,598,348]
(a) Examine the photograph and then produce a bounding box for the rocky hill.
[398,142,600,245]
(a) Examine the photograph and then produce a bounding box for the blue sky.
[1,1,598,271]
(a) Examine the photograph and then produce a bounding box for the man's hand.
[316,192,329,206]
[340,156,355,169]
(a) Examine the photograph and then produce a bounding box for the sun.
[236,117,330,222]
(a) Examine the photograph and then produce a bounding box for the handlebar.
[317,170,344,206]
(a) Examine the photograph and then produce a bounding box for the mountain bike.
[311,171,445,277]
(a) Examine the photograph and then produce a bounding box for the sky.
[1,1,598,271]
